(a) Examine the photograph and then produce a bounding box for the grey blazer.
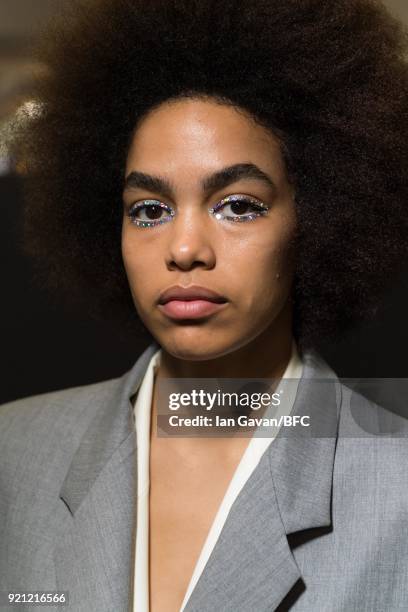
[1,343,408,612]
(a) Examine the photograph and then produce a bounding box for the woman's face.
[122,98,296,360]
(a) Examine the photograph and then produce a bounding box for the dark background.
[1,1,408,404]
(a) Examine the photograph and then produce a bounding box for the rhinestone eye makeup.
[127,194,269,228]
[209,194,269,222]
[127,199,175,228]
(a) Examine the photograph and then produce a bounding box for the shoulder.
[0,376,124,429]
[334,382,408,509]
[304,349,408,432]
[0,342,158,440]
[303,350,408,462]
[303,352,408,532]
[0,342,158,471]
[0,377,125,466]
[338,379,408,439]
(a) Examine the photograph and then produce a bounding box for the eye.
[127,199,175,228]
[209,194,269,223]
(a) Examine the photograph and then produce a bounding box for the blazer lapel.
[183,449,303,612]
[184,351,341,612]
[55,342,159,612]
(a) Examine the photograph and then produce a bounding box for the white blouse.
[133,345,303,611]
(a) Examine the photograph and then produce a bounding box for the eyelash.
[127,194,269,228]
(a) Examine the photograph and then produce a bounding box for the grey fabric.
[1,344,408,611]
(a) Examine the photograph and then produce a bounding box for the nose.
[165,209,216,272]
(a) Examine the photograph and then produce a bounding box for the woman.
[1,1,408,610]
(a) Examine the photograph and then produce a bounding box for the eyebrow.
[124,171,174,200]
[123,163,276,198]
[202,163,276,193]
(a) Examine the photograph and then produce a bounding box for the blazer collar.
[269,350,341,535]
[59,341,159,515]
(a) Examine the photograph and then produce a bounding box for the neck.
[156,306,294,381]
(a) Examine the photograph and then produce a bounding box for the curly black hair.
[17,0,408,348]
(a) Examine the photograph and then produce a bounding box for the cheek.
[121,230,137,279]
[121,230,154,306]
[220,219,296,312]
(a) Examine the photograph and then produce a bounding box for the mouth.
[157,285,228,320]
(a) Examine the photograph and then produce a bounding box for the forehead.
[125,97,287,184]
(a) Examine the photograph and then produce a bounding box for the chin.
[160,328,239,362]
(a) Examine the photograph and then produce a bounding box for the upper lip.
[158,285,228,305]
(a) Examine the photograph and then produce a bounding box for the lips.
[158,285,227,305]
[158,285,228,320]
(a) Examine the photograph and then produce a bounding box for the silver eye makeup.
[127,199,175,228]
[209,194,269,222]
[127,194,269,228]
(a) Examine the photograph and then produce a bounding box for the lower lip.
[158,299,227,320]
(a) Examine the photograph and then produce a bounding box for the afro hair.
[17,0,408,348]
